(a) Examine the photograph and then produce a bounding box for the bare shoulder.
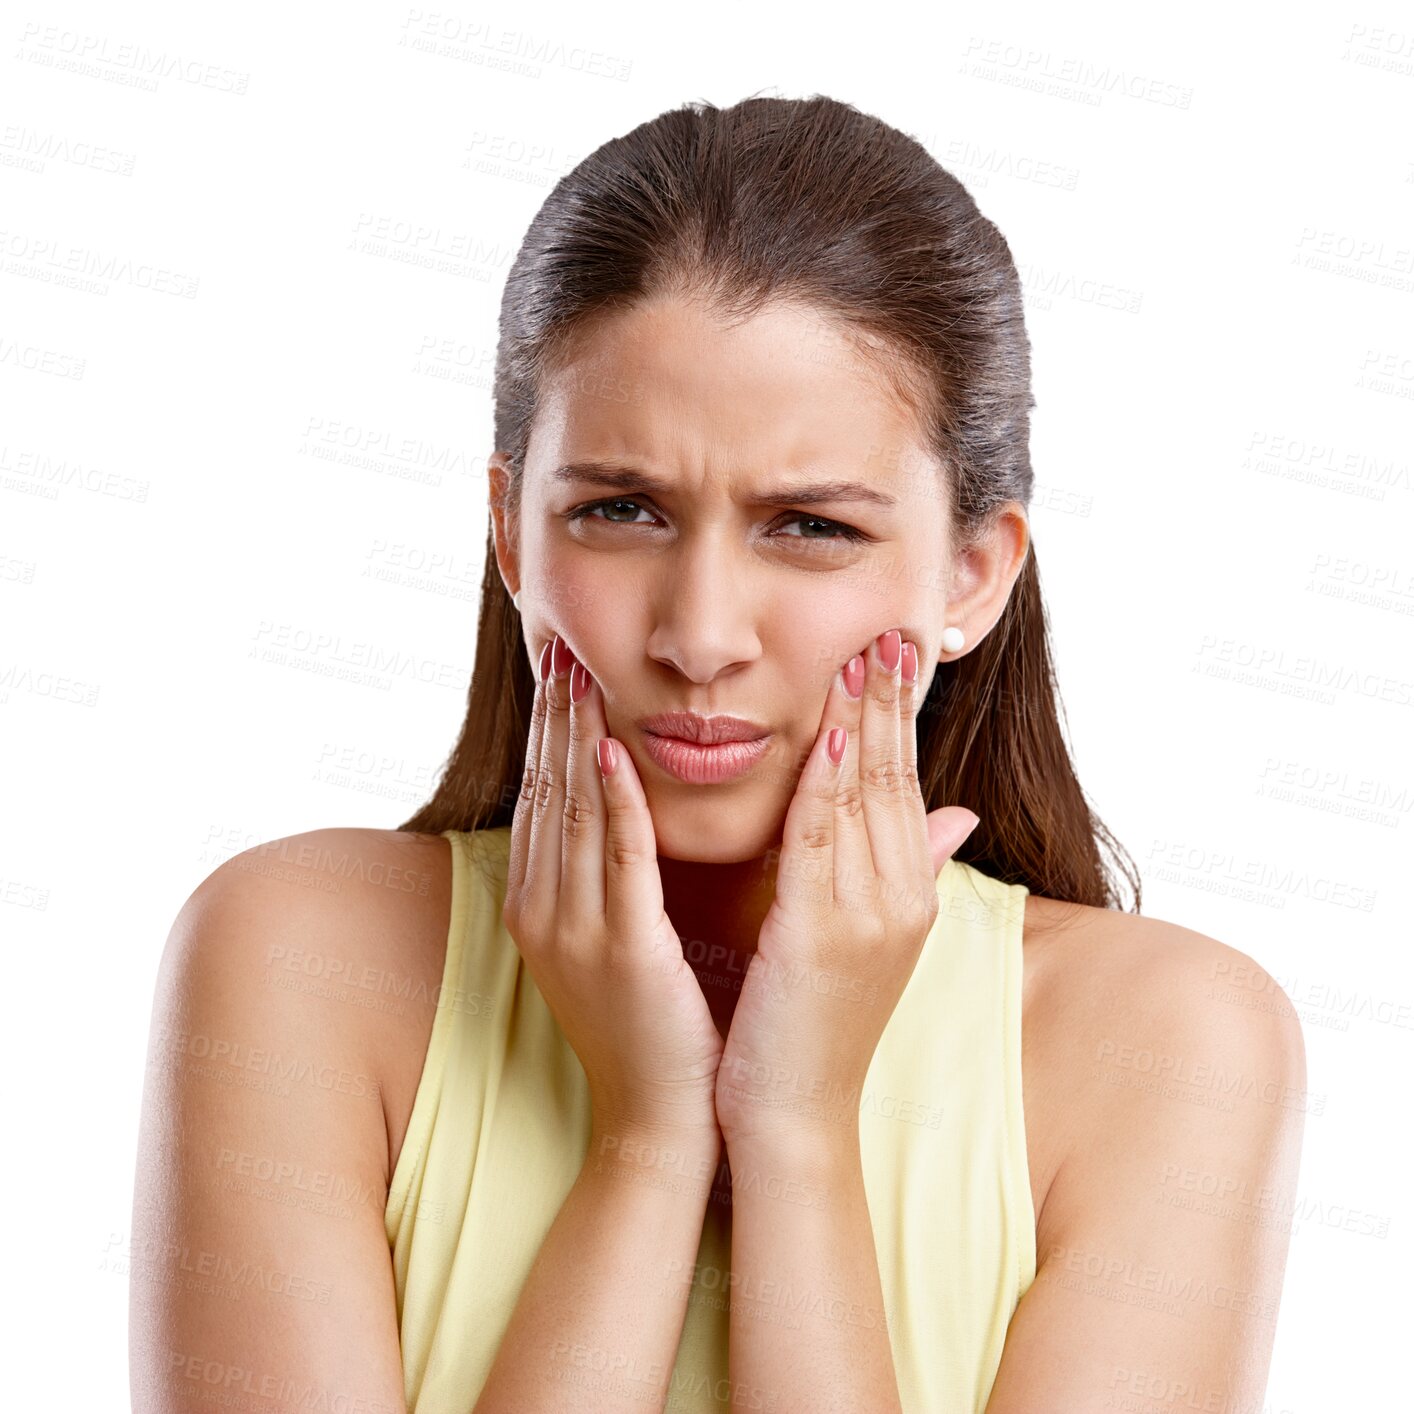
[984,895,1309,1407]
[1020,889,1308,1256]
[130,825,454,1408]
[179,825,455,1183]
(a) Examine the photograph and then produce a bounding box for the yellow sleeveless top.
[386,826,1036,1413]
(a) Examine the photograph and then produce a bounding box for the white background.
[4,1,1410,1407]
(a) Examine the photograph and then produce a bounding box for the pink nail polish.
[901,641,917,684]
[551,635,573,678]
[570,662,590,703]
[878,629,901,673]
[828,726,847,764]
[538,641,552,683]
[842,655,865,699]
[597,739,617,776]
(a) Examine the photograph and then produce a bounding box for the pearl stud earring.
[940,625,965,653]
[512,591,522,613]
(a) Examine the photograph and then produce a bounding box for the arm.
[129,833,416,1413]
[474,1122,721,1412]
[985,931,1308,1413]
[723,1126,902,1413]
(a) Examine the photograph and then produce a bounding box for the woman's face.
[494,295,1008,864]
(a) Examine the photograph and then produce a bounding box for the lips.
[636,711,770,745]
[639,731,772,785]
[635,711,772,785]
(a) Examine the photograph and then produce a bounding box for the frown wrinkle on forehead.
[526,296,939,507]
[552,459,901,510]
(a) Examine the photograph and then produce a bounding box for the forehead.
[529,296,936,495]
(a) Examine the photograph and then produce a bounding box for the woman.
[131,95,1306,1413]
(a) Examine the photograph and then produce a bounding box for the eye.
[773,513,870,545]
[564,497,870,545]
[566,497,655,528]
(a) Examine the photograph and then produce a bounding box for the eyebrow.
[552,459,899,509]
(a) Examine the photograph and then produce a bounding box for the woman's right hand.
[503,633,725,1149]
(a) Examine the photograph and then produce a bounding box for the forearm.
[725,1127,902,1414]
[474,1122,720,1413]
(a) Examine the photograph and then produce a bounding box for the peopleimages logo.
[959,36,1194,109]
[16,22,251,94]
[0,228,200,297]
[152,1025,381,1100]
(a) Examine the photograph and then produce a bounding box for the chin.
[648,796,784,865]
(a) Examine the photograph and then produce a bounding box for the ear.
[936,502,1031,667]
[486,451,520,601]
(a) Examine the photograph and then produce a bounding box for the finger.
[857,629,908,882]
[595,733,672,954]
[899,639,921,785]
[506,638,553,902]
[561,658,608,922]
[776,707,842,921]
[830,651,872,912]
[524,633,574,905]
[899,638,934,885]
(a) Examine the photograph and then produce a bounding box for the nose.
[643,541,763,683]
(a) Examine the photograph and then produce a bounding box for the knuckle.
[561,786,598,837]
[863,758,905,793]
[605,835,649,870]
[867,676,900,710]
[859,912,889,946]
[533,763,558,813]
[798,824,833,853]
[834,783,865,818]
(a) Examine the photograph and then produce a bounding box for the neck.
[657,851,780,1029]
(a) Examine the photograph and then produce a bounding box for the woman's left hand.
[714,628,981,1151]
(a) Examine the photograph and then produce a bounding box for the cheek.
[530,578,630,704]
[518,534,614,662]
[780,584,893,683]
[522,535,609,627]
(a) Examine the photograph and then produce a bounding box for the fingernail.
[538,641,552,683]
[828,726,847,764]
[901,641,918,684]
[878,629,901,673]
[570,662,590,704]
[842,655,865,699]
[596,739,617,776]
[551,635,573,678]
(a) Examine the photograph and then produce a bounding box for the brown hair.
[399,93,1141,913]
